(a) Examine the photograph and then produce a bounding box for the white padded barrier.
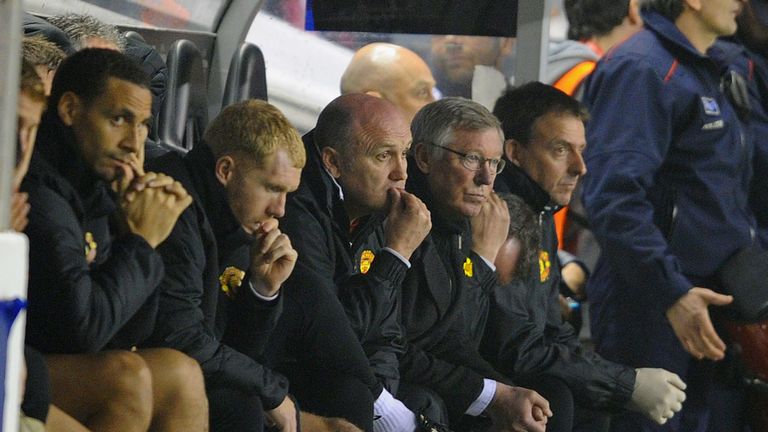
[0,232,28,432]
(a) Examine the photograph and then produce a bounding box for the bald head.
[316,93,409,154]
[316,93,413,219]
[341,43,436,123]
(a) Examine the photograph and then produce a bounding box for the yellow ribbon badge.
[219,266,246,298]
[360,250,375,274]
[463,257,474,277]
[84,231,97,261]
[539,250,551,282]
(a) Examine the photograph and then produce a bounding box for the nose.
[569,151,587,177]
[120,123,144,154]
[267,193,287,219]
[475,162,495,186]
[390,154,408,182]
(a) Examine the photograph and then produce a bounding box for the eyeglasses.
[426,142,506,174]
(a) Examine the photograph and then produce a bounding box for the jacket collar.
[32,110,115,219]
[299,130,368,239]
[642,10,739,66]
[496,159,561,215]
[184,143,252,251]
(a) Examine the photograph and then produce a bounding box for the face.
[431,35,511,85]
[326,108,411,220]
[62,78,152,181]
[33,65,55,96]
[15,92,46,188]
[222,150,302,234]
[386,56,437,124]
[696,0,744,37]
[509,113,587,206]
[422,128,503,219]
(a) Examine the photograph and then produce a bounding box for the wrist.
[385,242,415,260]
[249,277,280,298]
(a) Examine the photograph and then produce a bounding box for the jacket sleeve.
[399,336,488,417]
[152,206,289,410]
[581,56,693,310]
[282,197,404,390]
[24,184,164,353]
[486,276,636,411]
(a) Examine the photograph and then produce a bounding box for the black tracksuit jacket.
[23,111,164,354]
[485,162,635,411]
[145,144,289,409]
[400,159,508,420]
[280,131,406,396]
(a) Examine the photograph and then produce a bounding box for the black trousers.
[208,386,266,432]
[265,283,377,431]
[22,345,50,422]
[525,375,610,432]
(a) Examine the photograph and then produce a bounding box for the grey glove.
[627,368,687,424]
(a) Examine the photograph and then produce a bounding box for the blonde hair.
[204,99,305,168]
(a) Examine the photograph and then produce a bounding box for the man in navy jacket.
[582,0,762,430]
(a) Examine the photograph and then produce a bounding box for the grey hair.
[639,0,684,21]
[411,97,503,159]
[48,13,126,52]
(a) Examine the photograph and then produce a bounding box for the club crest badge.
[701,97,720,116]
[84,231,97,262]
[360,250,375,274]
[463,257,473,278]
[219,266,245,298]
[539,250,551,282]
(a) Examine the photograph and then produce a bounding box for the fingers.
[666,372,687,391]
[10,192,30,232]
[697,288,733,306]
[696,317,727,360]
[532,393,553,418]
[386,187,402,214]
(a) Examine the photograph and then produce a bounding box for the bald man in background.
[341,42,437,123]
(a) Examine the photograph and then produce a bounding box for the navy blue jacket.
[582,10,758,315]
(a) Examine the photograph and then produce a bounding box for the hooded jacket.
[486,163,636,410]
[23,110,164,354]
[145,144,289,409]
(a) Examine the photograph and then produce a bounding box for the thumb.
[665,372,687,391]
[699,289,733,306]
[387,188,401,215]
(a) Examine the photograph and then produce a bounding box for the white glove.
[628,368,687,425]
[373,389,417,432]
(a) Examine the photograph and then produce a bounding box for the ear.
[504,139,522,166]
[364,90,384,99]
[499,37,515,57]
[321,147,342,178]
[215,155,236,186]
[682,0,701,12]
[628,0,642,25]
[413,143,431,174]
[57,92,81,127]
